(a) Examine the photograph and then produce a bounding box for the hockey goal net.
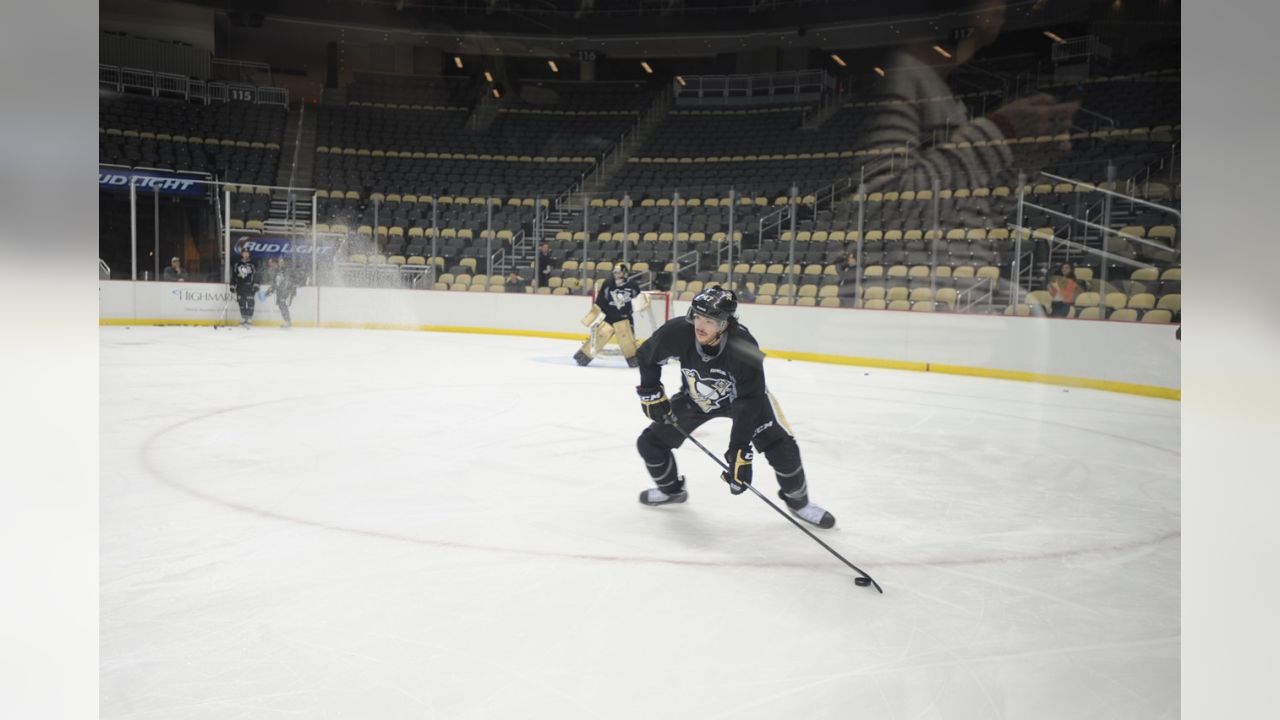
[589,289,671,355]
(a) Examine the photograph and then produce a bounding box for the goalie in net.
[573,263,659,368]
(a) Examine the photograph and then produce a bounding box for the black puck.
[854,577,871,587]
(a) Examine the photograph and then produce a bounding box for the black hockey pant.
[635,393,809,505]
[236,289,255,320]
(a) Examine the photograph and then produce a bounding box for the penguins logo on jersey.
[608,287,637,311]
[236,264,254,280]
[682,369,737,412]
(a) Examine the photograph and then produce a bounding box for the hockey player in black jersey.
[633,285,836,529]
[231,248,259,328]
[573,262,646,368]
[263,257,298,329]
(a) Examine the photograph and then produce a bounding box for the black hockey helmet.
[686,285,738,324]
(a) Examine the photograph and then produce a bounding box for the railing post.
[854,183,865,306]
[930,177,940,297]
[581,197,590,292]
[622,193,630,266]
[486,199,494,279]
[787,184,798,303]
[1100,163,1116,306]
[153,186,160,281]
[372,196,379,255]
[532,193,541,291]
[431,196,439,280]
[727,188,736,290]
[129,178,138,280]
[1012,172,1026,307]
[671,189,680,293]
[311,192,318,297]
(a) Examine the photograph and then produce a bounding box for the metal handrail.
[97,63,289,107]
[1040,171,1181,219]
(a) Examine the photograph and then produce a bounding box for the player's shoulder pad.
[727,325,766,363]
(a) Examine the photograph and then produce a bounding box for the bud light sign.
[233,236,336,259]
[98,166,207,197]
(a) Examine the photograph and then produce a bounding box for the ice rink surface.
[100,325,1180,719]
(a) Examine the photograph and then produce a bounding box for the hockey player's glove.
[637,386,673,423]
[722,446,753,495]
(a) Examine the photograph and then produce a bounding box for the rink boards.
[99,280,1180,398]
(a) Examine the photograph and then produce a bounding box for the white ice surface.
[100,325,1180,719]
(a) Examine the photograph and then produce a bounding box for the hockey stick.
[215,290,232,330]
[671,420,882,593]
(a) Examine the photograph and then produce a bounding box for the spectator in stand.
[1047,262,1079,317]
[505,270,526,293]
[533,241,557,288]
[837,252,860,297]
[162,256,189,282]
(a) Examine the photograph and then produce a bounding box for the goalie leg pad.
[612,319,638,358]
[575,322,615,362]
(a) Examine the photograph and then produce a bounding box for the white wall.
[100,281,1181,395]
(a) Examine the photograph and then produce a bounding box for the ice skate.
[639,486,687,506]
[779,491,836,529]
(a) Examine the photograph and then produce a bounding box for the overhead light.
[1043,31,1067,44]
[454,56,464,69]
[931,44,953,59]
[484,71,494,83]
[640,61,653,74]
[873,66,886,77]
[491,87,501,99]
[675,75,686,86]
[548,59,559,73]
[830,53,847,67]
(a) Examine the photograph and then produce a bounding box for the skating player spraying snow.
[633,286,836,529]
[261,257,298,329]
[573,262,647,368]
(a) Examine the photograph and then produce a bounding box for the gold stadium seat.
[909,288,933,303]
[1074,292,1101,309]
[1141,309,1173,324]
[1157,294,1180,313]
[1128,293,1156,310]
[935,288,957,310]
